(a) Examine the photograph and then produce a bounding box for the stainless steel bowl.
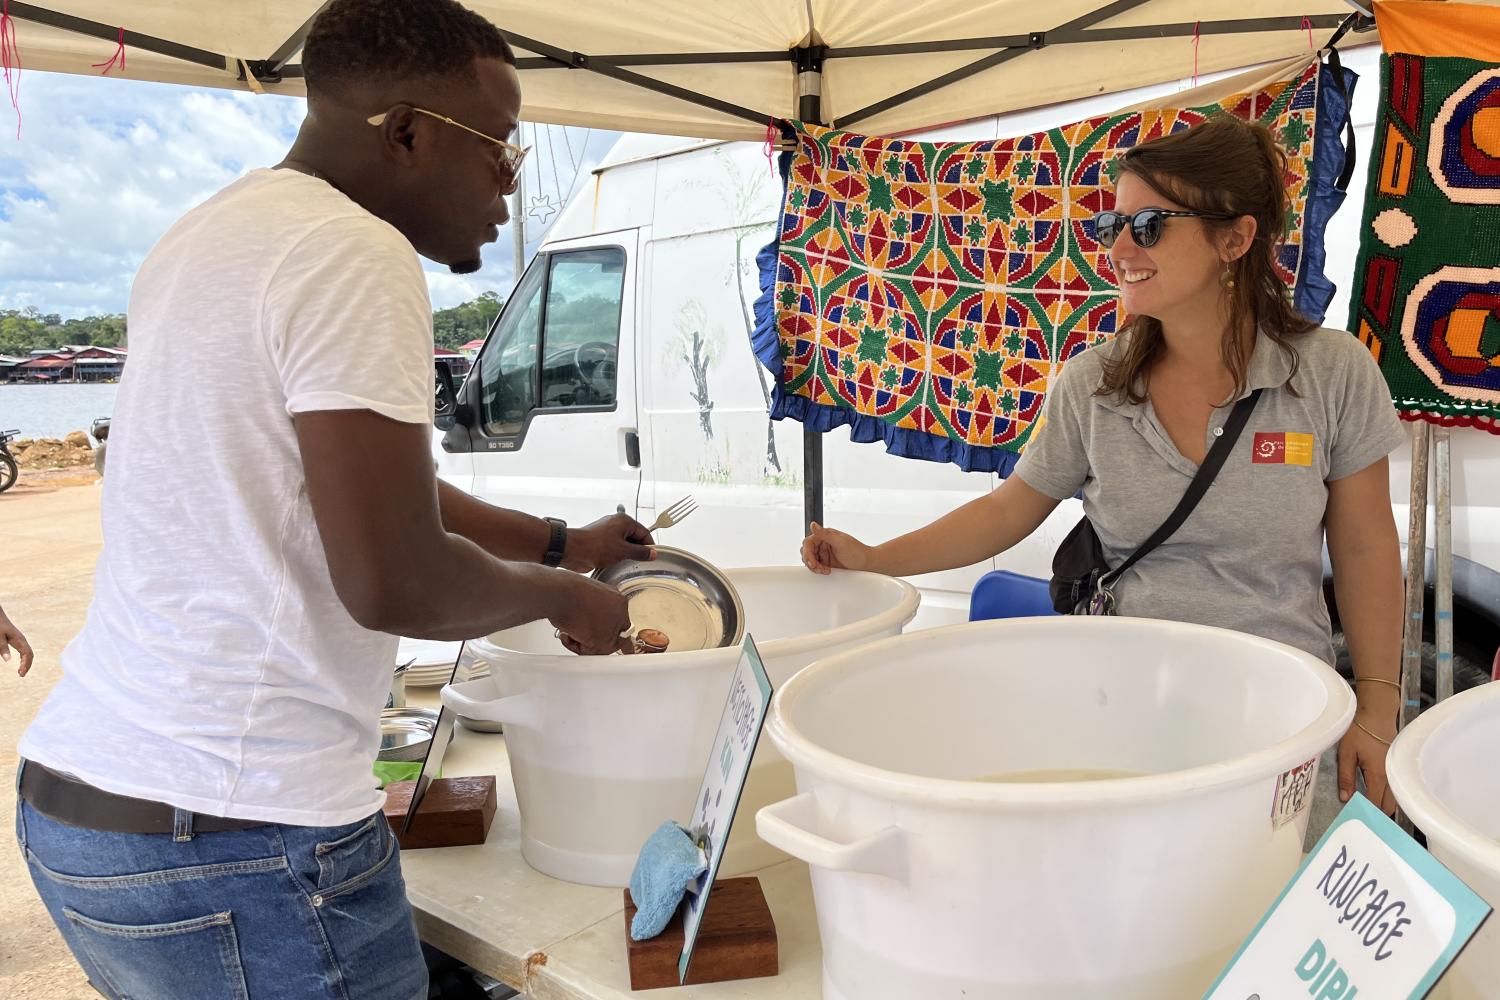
[378,707,438,762]
[456,715,505,734]
[592,545,744,651]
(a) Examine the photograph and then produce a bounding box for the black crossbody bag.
[1049,388,1263,615]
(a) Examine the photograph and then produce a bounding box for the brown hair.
[1097,116,1316,404]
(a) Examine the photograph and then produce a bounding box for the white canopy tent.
[3,0,1388,524]
[9,0,1380,139]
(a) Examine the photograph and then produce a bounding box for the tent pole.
[7,1,227,71]
[512,138,527,291]
[1400,423,1431,734]
[796,44,828,536]
[1434,427,1454,703]
[263,4,331,75]
[1395,423,1430,834]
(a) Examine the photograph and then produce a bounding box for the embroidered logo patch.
[1252,431,1315,466]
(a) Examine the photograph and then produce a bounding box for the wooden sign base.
[622,876,778,990]
[381,776,496,850]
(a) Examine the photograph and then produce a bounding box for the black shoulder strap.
[1324,45,1359,191]
[1105,388,1263,584]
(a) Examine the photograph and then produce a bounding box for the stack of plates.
[397,637,490,689]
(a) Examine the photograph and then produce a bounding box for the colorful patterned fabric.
[753,60,1353,473]
[1346,0,1500,434]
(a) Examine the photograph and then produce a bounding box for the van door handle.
[623,430,641,469]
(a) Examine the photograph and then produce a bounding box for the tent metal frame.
[11,2,1372,125]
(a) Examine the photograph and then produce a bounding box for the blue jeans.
[17,782,427,1000]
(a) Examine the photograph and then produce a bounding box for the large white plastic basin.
[1387,682,1500,1000]
[756,616,1355,1000]
[441,567,919,886]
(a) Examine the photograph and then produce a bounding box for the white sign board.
[678,634,773,983]
[1204,794,1490,1000]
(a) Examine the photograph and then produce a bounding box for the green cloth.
[373,760,431,788]
[1346,49,1500,433]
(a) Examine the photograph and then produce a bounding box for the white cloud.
[0,73,302,318]
[0,71,620,318]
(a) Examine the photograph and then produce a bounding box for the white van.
[434,45,1498,689]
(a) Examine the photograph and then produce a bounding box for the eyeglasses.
[1091,208,1237,249]
[367,105,530,179]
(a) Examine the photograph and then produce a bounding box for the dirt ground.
[1,474,103,998]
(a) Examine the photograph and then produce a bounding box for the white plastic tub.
[443,567,919,886]
[756,616,1355,1000]
[1387,682,1500,1000]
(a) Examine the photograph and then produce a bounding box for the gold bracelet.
[1354,720,1393,747]
[1354,677,1403,692]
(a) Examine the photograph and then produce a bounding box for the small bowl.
[378,707,438,762]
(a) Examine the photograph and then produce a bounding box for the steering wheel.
[571,341,617,397]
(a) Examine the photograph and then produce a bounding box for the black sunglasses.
[1091,208,1237,249]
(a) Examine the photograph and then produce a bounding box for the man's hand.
[550,575,635,655]
[561,513,655,572]
[0,607,34,677]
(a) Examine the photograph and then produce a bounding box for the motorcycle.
[0,429,19,494]
[91,417,111,475]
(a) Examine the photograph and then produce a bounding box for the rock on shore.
[10,433,96,470]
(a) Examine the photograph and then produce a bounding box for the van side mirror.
[434,363,460,431]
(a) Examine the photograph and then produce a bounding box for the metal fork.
[646,495,698,532]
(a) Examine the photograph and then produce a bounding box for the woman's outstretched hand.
[800,522,873,575]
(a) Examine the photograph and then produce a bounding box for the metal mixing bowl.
[591,546,744,651]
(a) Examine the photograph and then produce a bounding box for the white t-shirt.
[19,169,435,826]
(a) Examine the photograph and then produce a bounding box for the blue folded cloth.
[628,821,709,941]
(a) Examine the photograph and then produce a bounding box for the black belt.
[19,760,270,835]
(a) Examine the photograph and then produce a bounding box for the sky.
[0,69,619,319]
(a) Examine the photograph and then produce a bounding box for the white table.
[400,690,825,998]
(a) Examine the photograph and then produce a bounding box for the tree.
[0,311,54,355]
[432,291,504,350]
[669,301,719,440]
[0,310,128,354]
[1,294,505,356]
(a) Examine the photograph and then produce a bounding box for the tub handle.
[440,684,543,728]
[756,792,905,881]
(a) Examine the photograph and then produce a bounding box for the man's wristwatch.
[542,517,568,568]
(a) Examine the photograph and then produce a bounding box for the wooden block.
[381,776,497,850]
[622,877,778,990]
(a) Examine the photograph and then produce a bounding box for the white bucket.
[756,616,1355,1000]
[1387,682,1500,1000]
[442,567,919,886]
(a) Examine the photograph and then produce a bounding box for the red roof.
[16,356,75,370]
[460,339,486,352]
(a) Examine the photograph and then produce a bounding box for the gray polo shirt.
[1014,327,1407,663]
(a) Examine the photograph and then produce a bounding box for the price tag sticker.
[1271,756,1319,829]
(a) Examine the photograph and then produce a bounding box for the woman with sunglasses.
[802,116,1406,813]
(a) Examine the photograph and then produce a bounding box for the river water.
[0,383,119,440]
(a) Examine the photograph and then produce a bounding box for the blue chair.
[968,570,1059,621]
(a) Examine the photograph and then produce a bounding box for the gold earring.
[1223,266,1236,290]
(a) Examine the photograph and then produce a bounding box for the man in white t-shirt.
[16,2,645,996]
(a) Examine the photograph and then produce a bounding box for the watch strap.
[542,517,567,568]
